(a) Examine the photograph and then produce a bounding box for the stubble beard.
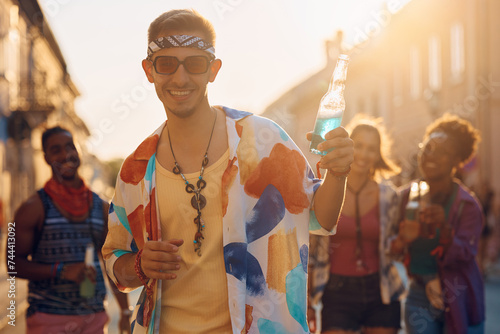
[164,90,209,120]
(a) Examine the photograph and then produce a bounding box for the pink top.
[329,204,380,276]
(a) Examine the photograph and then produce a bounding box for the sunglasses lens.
[154,56,211,74]
[155,57,178,74]
[184,56,209,74]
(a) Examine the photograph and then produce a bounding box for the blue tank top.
[27,189,107,316]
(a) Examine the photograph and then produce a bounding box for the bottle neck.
[330,59,348,86]
[325,58,348,97]
[327,80,345,96]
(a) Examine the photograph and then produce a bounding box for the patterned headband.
[147,35,215,58]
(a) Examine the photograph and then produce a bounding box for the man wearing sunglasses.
[102,8,353,334]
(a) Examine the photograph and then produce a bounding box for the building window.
[450,22,465,83]
[7,27,20,101]
[372,93,379,117]
[393,66,403,107]
[0,37,5,78]
[6,5,20,107]
[428,34,442,91]
[0,5,6,78]
[358,98,365,114]
[409,46,421,100]
[6,6,19,76]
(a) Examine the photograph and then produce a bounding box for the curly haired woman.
[391,114,485,334]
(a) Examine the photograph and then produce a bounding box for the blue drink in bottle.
[310,54,349,155]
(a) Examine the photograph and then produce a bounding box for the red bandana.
[44,178,93,217]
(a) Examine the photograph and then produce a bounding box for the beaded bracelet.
[316,161,351,179]
[134,248,155,324]
[134,249,149,285]
[328,165,351,178]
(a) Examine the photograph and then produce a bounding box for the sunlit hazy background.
[38,0,411,160]
[2,2,500,333]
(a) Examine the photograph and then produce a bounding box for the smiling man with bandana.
[11,126,132,334]
[102,9,354,334]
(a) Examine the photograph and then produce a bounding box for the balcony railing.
[10,78,55,113]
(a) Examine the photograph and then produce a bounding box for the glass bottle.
[402,182,421,242]
[403,181,429,241]
[80,243,96,298]
[310,54,350,155]
[405,182,421,221]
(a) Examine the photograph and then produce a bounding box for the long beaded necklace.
[346,177,370,271]
[166,109,217,256]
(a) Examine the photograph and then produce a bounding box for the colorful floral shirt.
[102,106,334,334]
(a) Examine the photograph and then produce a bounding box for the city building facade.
[0,0,110,229]
[263,0,499,196]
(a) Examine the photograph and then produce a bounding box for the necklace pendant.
[191,194,206,210]
[194,237,203,256]
[194,215,206,230]
[195,247,202,257]
[185,183,195,193]
[167,110,217,258]
[173,163,181,175]
[193,216,205,257]
[197,179,206,190]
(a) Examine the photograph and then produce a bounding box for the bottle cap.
[338,54,350,61]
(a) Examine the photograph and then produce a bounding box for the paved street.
[484,270,500,334]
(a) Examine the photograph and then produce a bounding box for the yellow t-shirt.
[155,149,232,333]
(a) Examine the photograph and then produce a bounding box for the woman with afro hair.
[391,113,485,334]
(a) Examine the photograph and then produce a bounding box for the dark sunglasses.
[418,141,455,157]
[151,55,213,75]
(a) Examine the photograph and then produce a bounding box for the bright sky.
[39,0,410,160]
